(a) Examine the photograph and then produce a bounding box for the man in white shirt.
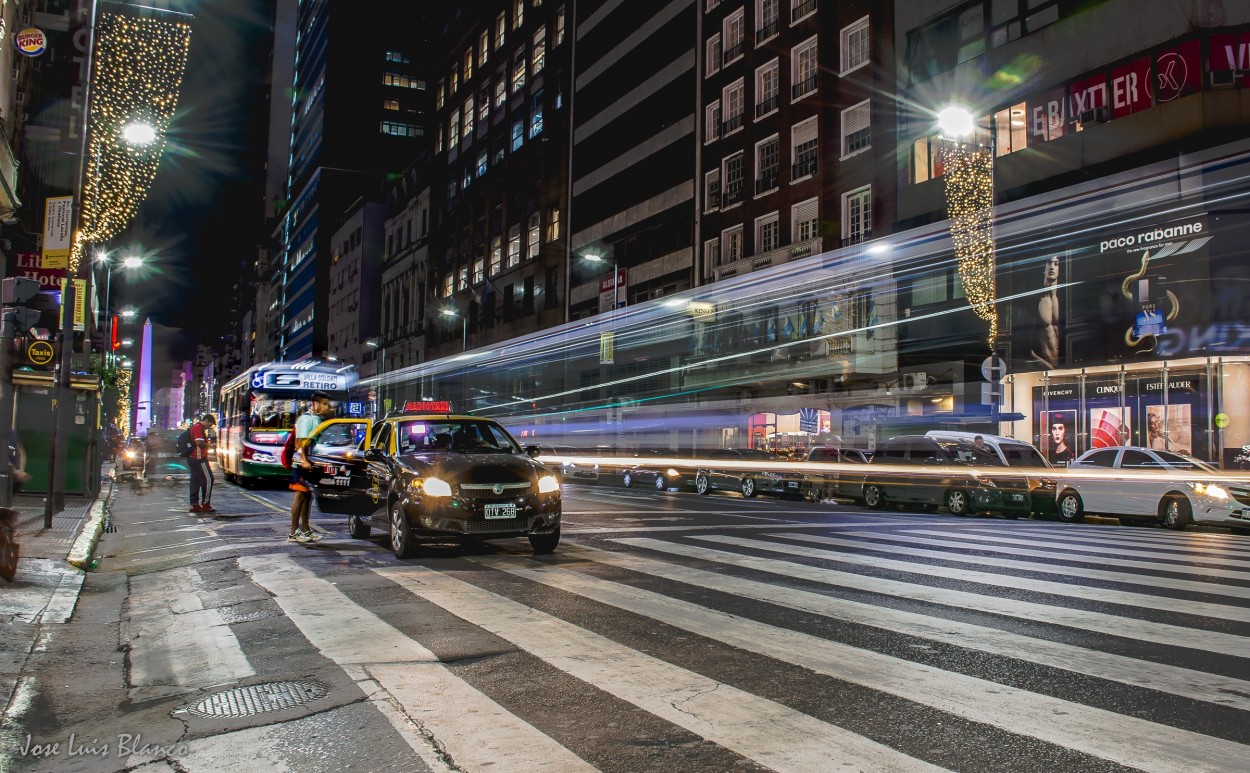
[288,392,334,542]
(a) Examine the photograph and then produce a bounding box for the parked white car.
[1056,446,1250,533]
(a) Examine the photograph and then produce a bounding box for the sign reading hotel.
[41,196,73,269]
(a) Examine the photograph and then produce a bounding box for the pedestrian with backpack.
[286,392,334,542]
[188,414,217,513]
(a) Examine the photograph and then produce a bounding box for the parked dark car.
[803,446,873,502]
[694,448,806,499]
[859,436,1031,517]
[305,414,562,557]
[622,450,697,491]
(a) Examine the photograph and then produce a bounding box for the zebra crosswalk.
[148,521,1250,771]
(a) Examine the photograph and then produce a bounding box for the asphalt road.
[4,473,1250,772]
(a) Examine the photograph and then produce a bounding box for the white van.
[924,431,1057,516]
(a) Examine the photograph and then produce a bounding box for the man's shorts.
[290,467,311,493]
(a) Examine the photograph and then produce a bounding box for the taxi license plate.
[1011,493,1026,503]
[788,481,799,488]
[485,503,517,519]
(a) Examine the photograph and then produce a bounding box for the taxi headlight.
[1193,482,1229,499]
[666,468,679,477]
[124,450,136,459]
[537,475,560,493]
[420,477,453,497]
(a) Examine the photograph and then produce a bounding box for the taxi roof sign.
[403,400,452,413]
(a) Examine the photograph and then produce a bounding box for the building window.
[755,135,779,194]
[722,226,744,263]
[705,100,721,143]
[477,150,488,177]
[547,206,561,241]
[706,33,721,76]
[722,78,744,134]
[513,0,525,30]
[840,99,871,158]
[755,213,780,253]
[841,16,870,73]
[511,118,524,150]
[381,121,419,137]
[435,79,445,109]
[458,265,469,291]
[704,169,721,212]
[436,126,445,153]
[384,99,399,110]
[385,51,410,63]
[705,238,720,266]
[722,152,744,207]
[706,0,720,10]
[496,12,506,49]
[791,116,817,180]
[556,5,566,45]
[443,273,454,297]
[512,48,526,92]
[791,0,815,25]
[530,90,543,137]
[755,59,779,119]
[463,97,475,137]
[507,224,522,268]
[842,186,872,245]
[474,257,486,285]
[527,212,541,259]
[494,73,507,107]
[993,101,1030,155]
[479,30,490,65]
[490,236,503,275]
[792,197,818,242]
[449,110,461,145]
[450,63,459,93]
[533,27,546,72]
[479,86,491,122]
[757,0,779,43]
[792,37,817,99]
[723,9,745,64]
[464,47,474,82]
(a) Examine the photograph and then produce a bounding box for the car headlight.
[666,468,679,477]
[537,475,560,493]
[124,450,136,459]
[420,477,453,497]
[1192,482,1229,499]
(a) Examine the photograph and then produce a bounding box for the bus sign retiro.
[219,361,358,486]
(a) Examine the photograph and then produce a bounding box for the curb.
[66,478,114,570]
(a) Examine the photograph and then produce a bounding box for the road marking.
[239,556,592,772]
[124,567,253,700]
[908,530,1250,569]
[702,534,1250,624]
[564,521,900,534]
[469,553,1249,773]
[374,563,944,773]
[233,489,290,514]
[547,545,1250,712]
[957,526,1250,556]
[614,538,1250,655]
[780,532,1250,597]
[838,531,1250,588]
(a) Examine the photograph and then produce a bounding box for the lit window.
[507,224,522,268]
[555,5,566,45]
[722,78,744,133]
[450,63,459,93]
[478,86,491,122]
[792,198,818,242]
[723,10,744,63]
[495,74,507,107]
[464,48,474,82]
[496,12,506,49]
[532,26,546,72]
[474,257,485,284]
[841,16,870,73]
[529,91,543,137]
[993,101,1030,154]
[546,206,561,241]
[513,0,524,30]
[791,0,815,25]
[755,213,780,253]
[384,99,399,111]
[722,225,744,263]
[756,0,779,42]
[477,150,488,177]
[443,274,454,297]
[527,212,541,259]
[512,48,526,92]
[840,100,871,158]
[511,118,524,151]
[449,110,461,145]
[490,236,503,274]
[792,37,817,99]
[463,97,475,137]
[755,59,779,119]
[479,30,490,65]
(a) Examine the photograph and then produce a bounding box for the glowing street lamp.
[120,308,138,319]
[122,121,157,147]
[122,255,144,269]
[440,308,467,352]
[936,105,977,139]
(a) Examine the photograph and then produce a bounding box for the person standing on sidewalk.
[189,414,217,513]
[288,393,333,542]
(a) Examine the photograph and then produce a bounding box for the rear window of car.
[1081,449,1119,467]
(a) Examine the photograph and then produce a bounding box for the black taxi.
[304,413,562,557]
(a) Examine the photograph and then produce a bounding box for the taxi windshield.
[396,419,522,454]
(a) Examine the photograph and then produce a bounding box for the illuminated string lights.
[71,12,192,271]
[115,367,133,438]
[941,139,998,346]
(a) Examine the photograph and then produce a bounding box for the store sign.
[14,27,47,57]
[1155,38,1201,102]
[12,252,64,287]
[1209,32,1250,74]
[597,269,626,315]
[1110,56,1153,119]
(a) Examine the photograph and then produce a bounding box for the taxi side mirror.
[364,448,384,462]
[525,445,541,459]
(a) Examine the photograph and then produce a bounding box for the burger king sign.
[15,28,47,57]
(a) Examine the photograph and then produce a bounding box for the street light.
[119,308,138,319]
[95,255,145,366]
[366,339,386,412]
[122,121,157,147]
[440,308,467,352]
[583,253,621,314]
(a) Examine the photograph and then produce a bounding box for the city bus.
[218,361,359,486]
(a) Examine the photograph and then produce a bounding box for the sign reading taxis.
[26,339,54,368]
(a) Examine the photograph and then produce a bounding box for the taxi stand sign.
[26,340,55,367]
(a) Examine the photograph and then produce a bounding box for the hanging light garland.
[942,139,998,346]
[71,11,192,271]
[115,366,134,437]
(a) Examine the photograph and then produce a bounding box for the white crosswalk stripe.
[908,529,1250,569]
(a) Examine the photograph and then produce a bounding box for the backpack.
[280,429,297,469]
[176,428,195,457]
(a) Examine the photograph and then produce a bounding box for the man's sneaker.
[189,504,204,513]
[200,504,218,514]
[300,530,322,542]
[287,532,308,542]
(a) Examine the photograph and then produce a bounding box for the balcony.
[756,20,778,41]
[721,185,743,207]
[754,172,778,195]
[721,113,744,135]
[722,42,743,64]
[791,0,815,22]
[755,95,778,118]
[841,229,873,247]
[791,76,816,99]
[712,237,821,282]
[792,155,817,179]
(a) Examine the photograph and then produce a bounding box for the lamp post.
[366,339,385,412]
[94,253,145,366]
[937,104,1002,431]
[440,307,466,352]
[583,253,621,314]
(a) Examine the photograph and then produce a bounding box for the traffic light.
[2,277,42,335]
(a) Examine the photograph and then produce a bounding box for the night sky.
[109,0,275,358]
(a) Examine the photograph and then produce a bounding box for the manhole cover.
[185,680,330,718]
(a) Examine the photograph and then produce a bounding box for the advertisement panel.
[41,196,73,268]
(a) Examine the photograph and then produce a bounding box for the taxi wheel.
[390,504,416,559]
[622,473,633,488]
[945,489,971,517]
[863,484,885,509]
[1057,490,1085,523]
[695,474,711,495]
[529,526,560,555]
[1160,494,1192,530]
[740,478,757,498]
[349,514,371,540]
